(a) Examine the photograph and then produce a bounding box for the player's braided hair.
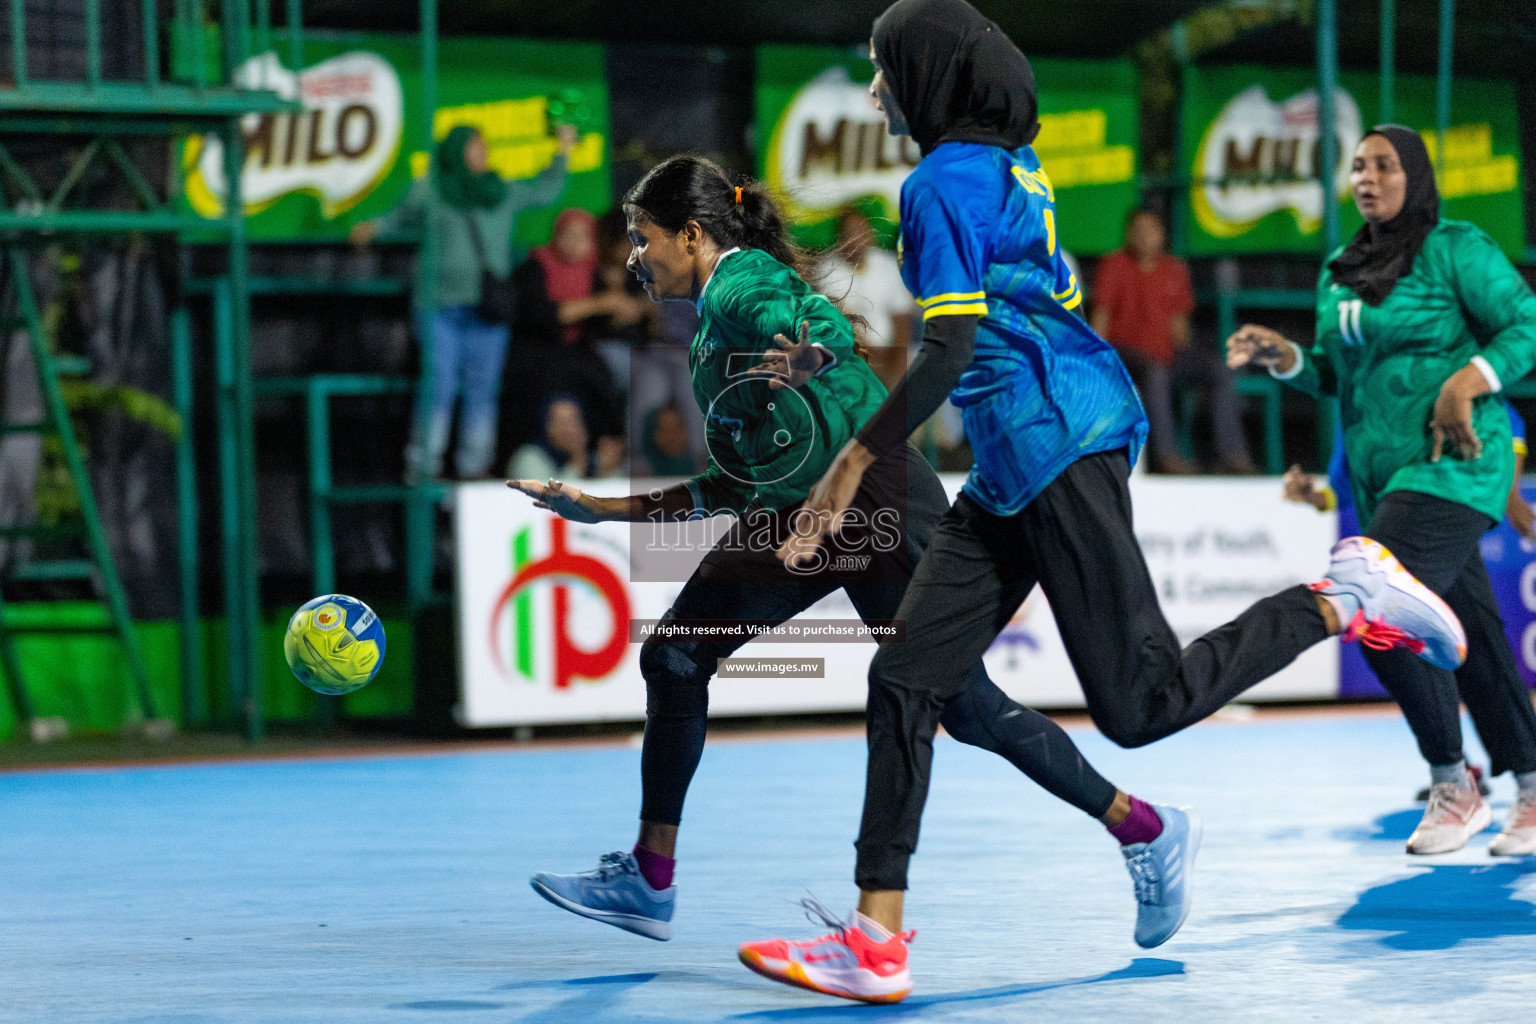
[624,155,871,358]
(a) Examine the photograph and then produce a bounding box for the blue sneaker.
[1121,804,1200,948]
[530,851,675,941]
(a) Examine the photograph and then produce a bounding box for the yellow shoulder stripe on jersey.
[1060,291,1083,311]
[923,302,989,320]
[916,291,986,307]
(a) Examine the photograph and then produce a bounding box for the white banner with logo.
[455,476,1339,728]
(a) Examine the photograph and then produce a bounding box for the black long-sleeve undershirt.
[856,313,978,456]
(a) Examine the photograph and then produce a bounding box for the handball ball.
[283,594,386,695]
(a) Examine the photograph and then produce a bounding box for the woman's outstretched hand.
[1225,324,1295,373]
[748,320,825,390]
[507,478,607,524]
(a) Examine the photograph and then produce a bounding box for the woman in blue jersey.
[738,0,1467,1004]
[509,156,1179,972]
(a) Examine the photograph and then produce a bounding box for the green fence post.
[142,0,160,87]
[286,0,302,73]
[172,305,205,727]
[406,0,439,609]
[212,279,245,729]
[220,116,262,743]
[1435,0,1455,178]
[256,0,270,57]
[1379,0,1395,123]
[10,0,27,89]
[306,380,340,727]
[85,0,101,89]
[1316,0,1340,468]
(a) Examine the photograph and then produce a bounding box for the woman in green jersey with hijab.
[1229,125,1536,858]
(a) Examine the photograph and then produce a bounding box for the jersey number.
[1010,166,1057,255]
[1338,299,1365,346]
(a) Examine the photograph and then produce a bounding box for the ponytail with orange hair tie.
[734,186,743,205]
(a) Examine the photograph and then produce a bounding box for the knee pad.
[640,638,713,719]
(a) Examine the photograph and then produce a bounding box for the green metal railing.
[3,0,300,113]
[1,0,301,741]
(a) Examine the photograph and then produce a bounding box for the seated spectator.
[815,205,916,389]
[508,394,624,481]
[638,402,698,476]
[504,209,628,457]
[1092,208,1255,475]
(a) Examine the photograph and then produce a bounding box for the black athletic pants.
[857,449,1328,890]
[638,445,1119,831]
[1362,490,1536,775]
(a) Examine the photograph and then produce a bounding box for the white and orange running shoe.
[1489,789,1536,856]
[1407,769,1492,855]
[1310,537,1466,670]
[738,899,913,1004]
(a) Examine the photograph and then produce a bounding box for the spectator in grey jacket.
[352,123,575,479]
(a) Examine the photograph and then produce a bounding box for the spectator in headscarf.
[352,123,575,479]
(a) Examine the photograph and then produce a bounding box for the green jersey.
[1278,220,1536,523]
[684,248,888,515]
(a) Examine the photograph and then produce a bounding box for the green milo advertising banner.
[178,35,610,248]
[755,45,1140,256]
[1181,64,1524,257]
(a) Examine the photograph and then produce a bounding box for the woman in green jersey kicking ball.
[510,154,1192,962]
[1229,125,1536,857]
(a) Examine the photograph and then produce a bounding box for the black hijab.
[1327,125,1440,306]
[872,0,1040,157]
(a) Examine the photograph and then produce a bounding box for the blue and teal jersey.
[898,142,1146,515]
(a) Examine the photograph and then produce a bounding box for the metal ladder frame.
[0,246,159,734]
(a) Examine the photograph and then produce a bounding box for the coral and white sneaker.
[1311,537,1466,670]
[738,899,913,1004]
[1407,772,1492,855]
[1489,789,1536,856]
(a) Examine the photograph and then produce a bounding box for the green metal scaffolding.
[0,0,1482,741]
[1,0,293,739]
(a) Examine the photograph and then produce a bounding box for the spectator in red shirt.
[1092,209,1254,474]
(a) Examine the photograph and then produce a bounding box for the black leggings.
[857,449,1329,890]
[1362,490,1536,775]
[638,445,1118,831]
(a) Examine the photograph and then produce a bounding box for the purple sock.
[632,843,674,890]
[1107,797,1164,846]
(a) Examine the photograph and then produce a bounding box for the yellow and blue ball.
[283,594,386,695]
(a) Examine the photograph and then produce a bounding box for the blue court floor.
[3,710,1533,1024]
